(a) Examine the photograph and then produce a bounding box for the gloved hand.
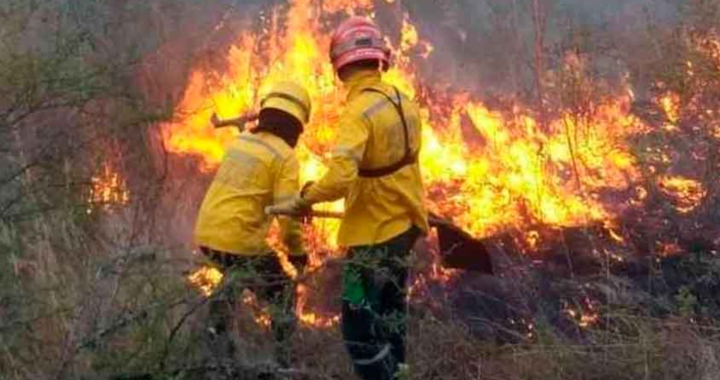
[265,195,311,217]
[288,255,309,274]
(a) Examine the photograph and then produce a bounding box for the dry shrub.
[396,313,720,380]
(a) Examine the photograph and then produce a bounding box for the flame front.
[168,2,656,328]
[164,1,644,245]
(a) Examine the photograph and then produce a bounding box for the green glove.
[342,265,366,307]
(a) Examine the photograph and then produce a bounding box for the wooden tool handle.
[265,207,451,228]
[264,206,344,219]
[211,112,259,130]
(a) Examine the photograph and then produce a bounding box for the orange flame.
[659,91,681,127]
[604,220,626,244]
[174,2,652,317]
[187,265,224,297]
[564,297,600,329]
[658,242,683,257]
[242,291,273,328]
[658,175,705,214]
[163,2,644,247]
[296,284,340,327]
[187,263,339,328]
[88,163,130,212]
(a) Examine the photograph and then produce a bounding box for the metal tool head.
[430,214,494,274]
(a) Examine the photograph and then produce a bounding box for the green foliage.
[675,286,698,318]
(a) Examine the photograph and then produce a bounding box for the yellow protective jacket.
[303,70,429,247]
[194,131,304,256]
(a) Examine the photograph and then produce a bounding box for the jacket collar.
[343,69,383,101]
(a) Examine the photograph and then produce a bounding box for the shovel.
[265,206,493,274]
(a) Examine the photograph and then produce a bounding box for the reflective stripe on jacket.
[194,131,304,256]
[303,70,429,246]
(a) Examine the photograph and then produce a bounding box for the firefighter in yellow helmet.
[271,18,429,380]
[194,80,311,366]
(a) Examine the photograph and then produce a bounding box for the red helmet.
[330,17,391,73]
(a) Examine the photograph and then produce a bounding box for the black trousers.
[341,226,420,380]
[201,248,296,363]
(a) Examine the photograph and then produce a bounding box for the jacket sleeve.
[302,110,369,204]
[274,155,305,256]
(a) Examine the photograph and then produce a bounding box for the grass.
[2,210,720,380]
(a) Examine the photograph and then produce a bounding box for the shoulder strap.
[357,87,418,178]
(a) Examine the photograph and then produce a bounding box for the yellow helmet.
[260,80,312,124]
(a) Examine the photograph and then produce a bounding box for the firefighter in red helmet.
[272,16,429,380]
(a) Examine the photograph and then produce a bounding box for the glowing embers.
[691,31,720,71]
[658,91,681,127]
[563,296,601,329]
[658,175,706,214]
[658,241,683,257]
[242,291,272,328]
[88,163,130,213]
[187,262,340,329]
[603,220,626,245]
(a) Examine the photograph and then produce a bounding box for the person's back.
[192,80,311,367]
[195,129,302,255]
[270,17,429,380]
[301,66,429,246]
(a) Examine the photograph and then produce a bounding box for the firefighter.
[194,80,311,366]
[271,17,429,380]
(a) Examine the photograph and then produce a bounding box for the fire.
[578,312,600,328]
[272,247,342,327]
[525,230,541,251]
[430,262,456,283]
[242,291,272,328]
[296,284,340,327]
[163,1,646,247]
[564,297,600,329]
[659,91,681,126]
[170,0,658,325]
[188,265,224,297]
[659,242,683,257]
[432,97,642,237]
[604,220,625,244]
[658,175,705,214]
[88,162,130,212]
[188,264,339,328]
[693,30,720,71]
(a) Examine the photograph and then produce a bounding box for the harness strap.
[358,87,418,178]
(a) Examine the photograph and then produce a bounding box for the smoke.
[399,0,682,99]
[131,0,687,105]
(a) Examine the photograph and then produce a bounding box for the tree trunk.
[531,0,548,131]
[510,0,522,95]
